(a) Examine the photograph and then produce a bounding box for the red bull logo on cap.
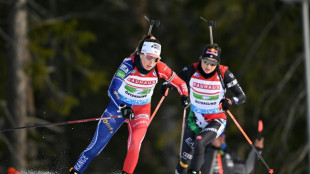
[206,48,218,56]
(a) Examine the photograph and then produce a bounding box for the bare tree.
[7,0,32,170]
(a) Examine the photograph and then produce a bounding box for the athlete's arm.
[223,69,246,105]
[233,148,260,173]
[108,57,134,107]
[177,64,196,84]
[157,62,188,96]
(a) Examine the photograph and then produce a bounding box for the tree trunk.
[7,0,30,170]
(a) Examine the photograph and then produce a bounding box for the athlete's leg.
[122,104,150,173]
[176,121,196,174]
[176,111,202,174]
[72,102,126,173]
[189,119,226,171]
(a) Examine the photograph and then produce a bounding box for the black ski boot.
[69,167,80,174]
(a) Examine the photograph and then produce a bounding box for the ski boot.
[69,167,80,174]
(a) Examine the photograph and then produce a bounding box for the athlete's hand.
[119,104,135,121]
[219,98,233,111]
[254,137,264,149]
[180,95,190,107]
[160,82,173,96]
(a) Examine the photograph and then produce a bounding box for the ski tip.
[269,169,274,174]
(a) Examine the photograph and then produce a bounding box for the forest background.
[0,0,308,174]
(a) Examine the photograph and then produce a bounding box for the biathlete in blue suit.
[69,35,189,174]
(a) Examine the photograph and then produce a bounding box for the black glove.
[161,82,173,96]
[119,104,135,121]
[180,95,190,107]
[219,98,234,111]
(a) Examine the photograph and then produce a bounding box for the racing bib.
[189,72,225,114]
[118,70,158,105]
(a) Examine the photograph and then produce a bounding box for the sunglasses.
[143,53,160,62]
[202,58,218,66]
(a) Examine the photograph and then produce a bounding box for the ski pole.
[149,88,169,124]
[179,103,191,158]
[0,115,123,133]
[144,16,160,35]
[226,110,274,174]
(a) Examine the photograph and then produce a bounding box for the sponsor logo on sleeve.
[120,64,129,73]
[114,91,120,99]
[196,135,202,140]
[229,73,234,78]
[116,70,125,79]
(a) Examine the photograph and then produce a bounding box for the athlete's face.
[201,57,218,74]
[140,53,160,70]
